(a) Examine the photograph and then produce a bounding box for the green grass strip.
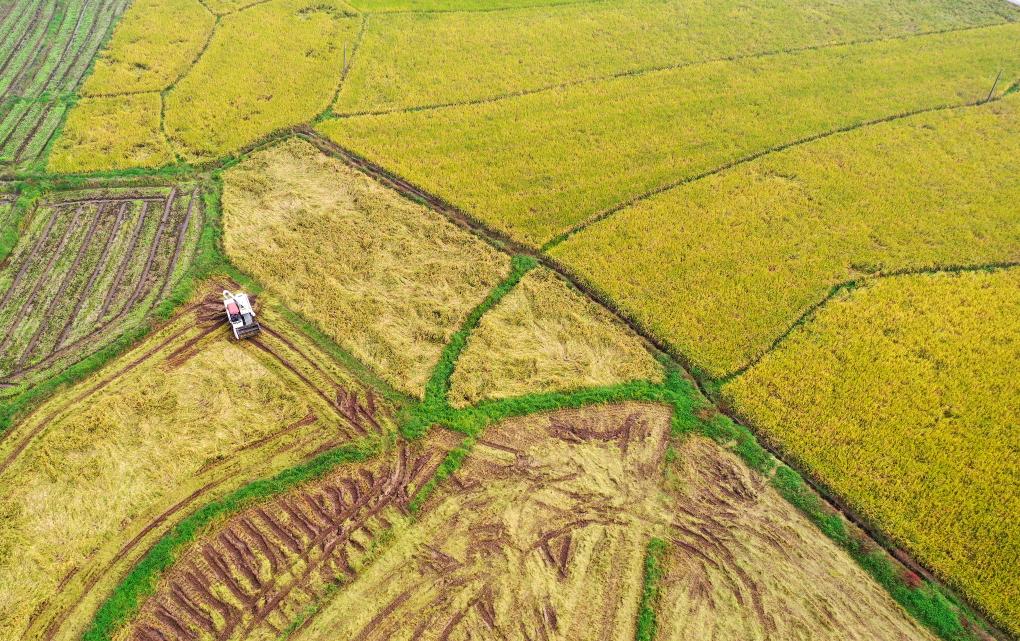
[636,537,667,641]
[421,254,537,410]
[770,465,985,641]
[83,434,389,641]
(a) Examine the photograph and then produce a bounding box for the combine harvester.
[222,290,261,339]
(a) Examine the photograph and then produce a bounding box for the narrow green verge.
[636,537,667,641]
[82,434,390,641]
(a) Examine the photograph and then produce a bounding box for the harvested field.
[0,0,131,172]
[0,291,398,641]
[221,137,508,397]
[294,405,933,640]
[449,267,662,408]
[655,438,936,641]
[552,93,1020,377]
[0,185,201,394]
[122,431,461,641]
[337,0,1018,114]
[318,23,1020,246]
[724,269,1020,634]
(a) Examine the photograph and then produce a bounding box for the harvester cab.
[222,290,261,340]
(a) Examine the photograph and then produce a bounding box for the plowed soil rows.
[124,432,460,641]
[0,292,395,641]
[0,0,131,171]
[0,185,201,394]
[292,404,936,641]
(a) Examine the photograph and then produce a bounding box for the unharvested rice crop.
[47,94,174,172]
[337,0,1018,114]
[77,0,215,95]
[295,404,933,640]
[163,0,360,161]
[0,293,398,641]
[318,23,1020,246]
[0,0,131,171]
[552,93,1020,377]
[121,430,461,641]
[344,0,582,11]
[221,137,508,396]
[448,267,662,408]
[723,269,1020,635]
[0,185,202,395]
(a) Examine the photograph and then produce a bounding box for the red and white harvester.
[222,290,261,339]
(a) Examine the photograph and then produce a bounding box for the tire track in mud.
[52,201,128,348]
[0,202,60,308]
[122,436,455,641]
[1,188,201,386]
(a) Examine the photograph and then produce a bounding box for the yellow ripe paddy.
[78,0,215,95]
[165,0,360,161]
[448,267,662,408]
[552,93,1020,377]
[47,94,174,172]
[723,268,1020,635]
[337,0,1018,114]
[319,23,1020,246]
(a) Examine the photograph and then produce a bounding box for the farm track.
[12,295,393,641]
[0,0,131,170]
[0,186,202,389]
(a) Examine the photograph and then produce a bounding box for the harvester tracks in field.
[125,435,455,641]
[0,186,202,390]
[9,296,397,641]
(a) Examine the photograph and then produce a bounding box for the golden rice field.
[337,0,1018,114]
[164,0,359,161]
[551,93,1020,376]
[449,267,662,408]
[724,269,1020,635]
[221,137,508,396]
[78,0,214,95]
[48,94,174,172]
[3,0,1019,639]
[319,23,1020,245]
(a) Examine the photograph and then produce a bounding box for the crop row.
[0,186,202,393]
[0,0,131,171]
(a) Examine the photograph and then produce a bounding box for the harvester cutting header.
[222,290,261,340]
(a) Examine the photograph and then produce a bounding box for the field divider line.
[542,94,1004,250]
[329,20,1015,121]
[284,130,1018,641]
[320,13,369,121]
[718,261,1020,384]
